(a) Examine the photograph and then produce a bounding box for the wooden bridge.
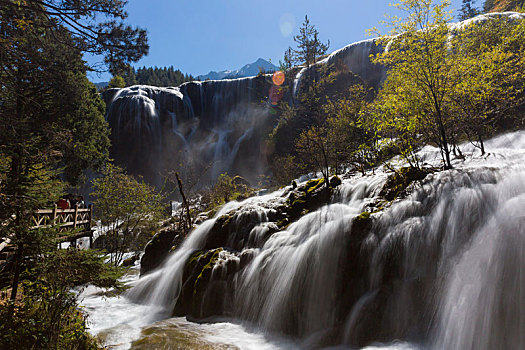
[0,205,95,287]
[30,205,94,246]
[0,205,94,258]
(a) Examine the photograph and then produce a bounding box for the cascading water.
[101,12,524,190]
[79,130,525,349]
[431,173,525,350]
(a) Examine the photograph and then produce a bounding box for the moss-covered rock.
[122,254,140,267]
[203,214,233,250]
[231,175,250,187]
[354,211,371,226]
[174,248,241,320]
[203,203,288,251]
[140,225,183,275]
[286,177,335,219]
[330,175,342,187]
[380,167,431,201]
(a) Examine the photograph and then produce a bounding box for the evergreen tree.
[119,64,138,86]
[459,0,479,20]
[0,1,135,330]
[134,66,195,87]
[292,15,330,67]
[0,0,149,73]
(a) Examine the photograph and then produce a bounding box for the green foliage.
[270,14,374,185]
[204,173,254,210]
[0,5,112,328]
[108,75,126,88]
[459,0,480,20]
[61,76,111,186]
[0,248,121,349]
[295,75,377,182]
[323,84,377,174]
[0,0,146,345]
[0,0,148,74]
[269,1,525,189]
[134,66,196,87]
[292,15,330,67]
[371,0,525,167]
[372,0,457,169]
[91,164,166,265]
[109,65,196,87]
[450,16,525,152]
[269,155,306,187]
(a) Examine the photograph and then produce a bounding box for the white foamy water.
[82,130,525,350]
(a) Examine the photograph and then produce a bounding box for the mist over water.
[102,79,272,187]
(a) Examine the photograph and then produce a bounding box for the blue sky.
[87,0,465,82]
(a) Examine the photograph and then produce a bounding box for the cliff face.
[102,39,386,187]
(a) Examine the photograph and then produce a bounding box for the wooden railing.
[30,205,93,233]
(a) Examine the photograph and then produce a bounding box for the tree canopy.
[371,0,525,169]
[289,15,330,68]
[0,0,149,73]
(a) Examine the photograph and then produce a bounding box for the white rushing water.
[82,130,525,349]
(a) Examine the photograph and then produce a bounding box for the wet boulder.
[380,167,431,201]
[140,224,183,275]
[174,248,242,320]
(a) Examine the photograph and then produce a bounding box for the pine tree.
[0,0,148,73]
[0,1,126,328]
[459,0,479,20]
[292,15,330,67]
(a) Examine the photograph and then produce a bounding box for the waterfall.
[122,130,525,349]
[102,38,390,186]
[87,12,525,349]
[101,13,524,191]
[102,77,272,186]
[126,219,216,309]
[293,38,386,98]
[430,174,525,350]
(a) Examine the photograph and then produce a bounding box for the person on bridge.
[57,198,70,210]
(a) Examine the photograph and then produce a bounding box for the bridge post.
[52,204,57,226]
[73,205,78,229]
[88,204,93,225]
[89,204,94,248]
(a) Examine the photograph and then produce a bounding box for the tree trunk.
[7,243,23,324]
[435,112,452,169]
[478,134,485,155]
[175,173,192,235]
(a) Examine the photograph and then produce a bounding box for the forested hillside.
[110,65,195,88]
[484,0,525,11]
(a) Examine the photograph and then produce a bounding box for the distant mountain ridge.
[197,58,277,81]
